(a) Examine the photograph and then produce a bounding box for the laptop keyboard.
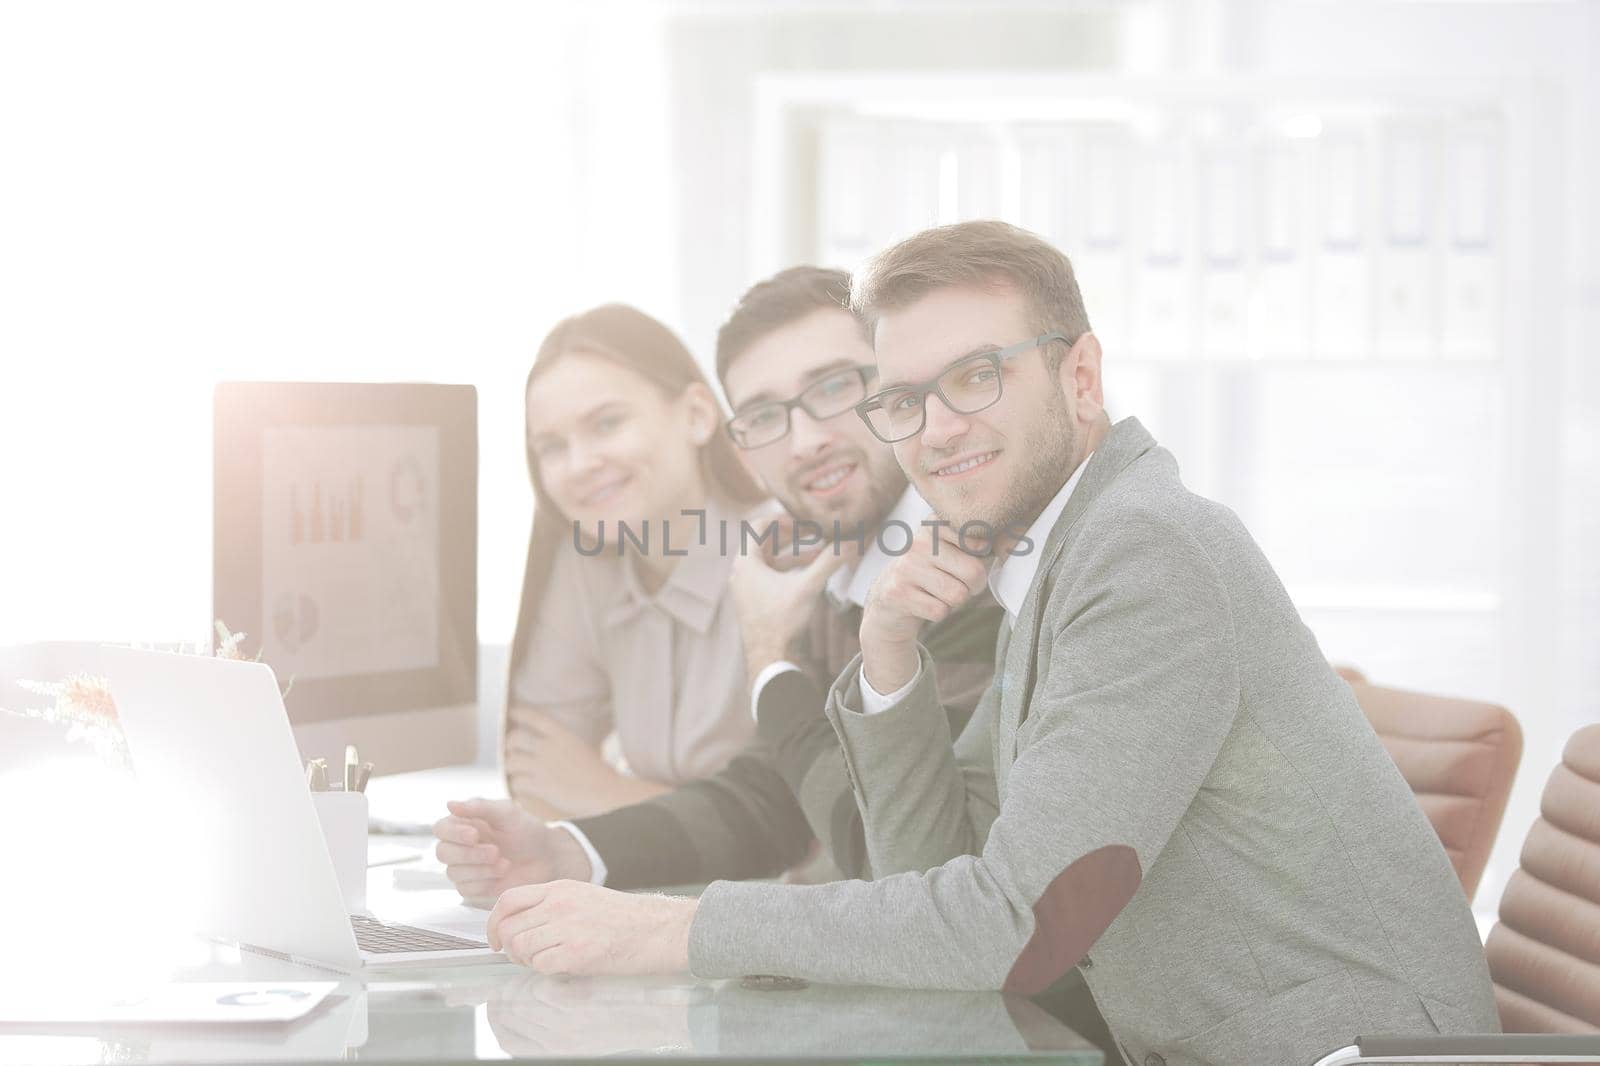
[350,913,488,954]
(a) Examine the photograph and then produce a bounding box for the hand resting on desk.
[432,798,592,906]
[487,880,696,977]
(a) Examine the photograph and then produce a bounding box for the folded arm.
[504,550,619,818]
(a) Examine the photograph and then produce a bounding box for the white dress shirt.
[859,454,1093,713]
[552,817,610,885]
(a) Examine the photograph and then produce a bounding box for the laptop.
[98,645,503,972]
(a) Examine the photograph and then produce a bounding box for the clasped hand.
[431,798,591,907]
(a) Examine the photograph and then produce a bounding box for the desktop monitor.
[213,381,478,775]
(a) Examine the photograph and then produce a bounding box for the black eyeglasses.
[725,365,877,450]
[854,333,1068,444]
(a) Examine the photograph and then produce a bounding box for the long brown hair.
[508,304,764,694]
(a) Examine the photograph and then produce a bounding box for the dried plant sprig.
[11,674,130,768]
[3,619,292,770]
[211,618,295,695]
[213,619,248,660]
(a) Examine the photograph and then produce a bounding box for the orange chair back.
[1484,724,1600,1033]
[1342,674,1522,901]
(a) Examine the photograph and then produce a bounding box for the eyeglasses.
[725,365,877,450]
[853,332,1068,444]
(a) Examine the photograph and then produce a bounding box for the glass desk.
[0,832,1102,1064]
[0,967,1102,1063]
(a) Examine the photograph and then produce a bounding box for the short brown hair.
[850,220,1091,353]
[715,266,858,385]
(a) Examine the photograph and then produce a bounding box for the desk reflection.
[1,963,1099,1064]
[481,975,694,1056]
[464,971,1100,1061]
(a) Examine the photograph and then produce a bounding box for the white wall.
[0,2,682,649]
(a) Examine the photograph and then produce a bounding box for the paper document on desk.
[392,865,454,890]
[364,765,507,830]
[0,982,338,1024]
[368,841,423,867]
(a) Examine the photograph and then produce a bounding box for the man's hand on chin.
[486,880,697,977]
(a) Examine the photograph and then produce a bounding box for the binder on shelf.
[1017,130,1072,249]
[1254,138,1311,359]
[1130,140,1191,359]
[887,124,944,244]
[1441,120,1500,361]
[1199,144,1249,358]
[1076,129,1131,357]
[818,117,873,253]
[1083,129,1128,252]
[954,134,1002,223]
[1313,131,1372,360]
[1375,121,1440,359]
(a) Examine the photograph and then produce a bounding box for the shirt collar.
[826,483,929,610]
[987,452,1094,625]
[605,496,736,635]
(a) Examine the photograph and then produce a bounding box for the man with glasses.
[481,222,1498,1066]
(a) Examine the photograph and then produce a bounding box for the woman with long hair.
[500,304,767,820]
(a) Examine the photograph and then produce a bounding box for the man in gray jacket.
[485,221,1500,1066]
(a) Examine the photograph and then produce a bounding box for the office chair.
[1340,670,1523,900]
[1311,723,1600,1064]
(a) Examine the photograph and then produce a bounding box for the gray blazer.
[687,418,1500,1066]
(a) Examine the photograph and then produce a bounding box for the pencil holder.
[311,789,368,912]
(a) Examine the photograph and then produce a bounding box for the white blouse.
[507,498,754,786]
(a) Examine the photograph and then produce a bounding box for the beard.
[778,446,907,536]
[918,385,1078,535]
